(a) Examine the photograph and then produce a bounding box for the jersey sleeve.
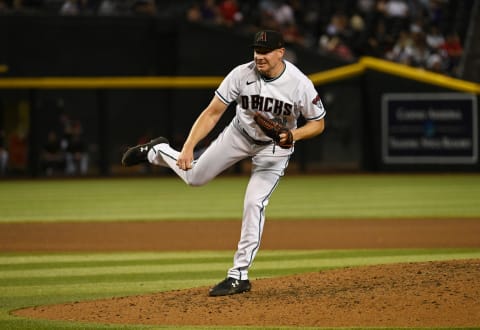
[215,65,242,105]
[300,81,326,121]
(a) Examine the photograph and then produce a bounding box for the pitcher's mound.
[14,259,480,327]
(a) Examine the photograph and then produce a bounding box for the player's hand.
[176,147,194,171]
[279,132,293,145]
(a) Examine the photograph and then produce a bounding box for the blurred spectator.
[41,131,65,176]
[273,0,295,26]
[186,2,202,22]
[97,0,116,15]
[385,0,409,17]
[56,109,73,151]
[218,0,242,26]
[7,126,28,174]
[319,35,354,61]
[65,121,88,175]
[59,0,80,15]
[186,0,220,24]
[426,52,443,73]
[59,0,98,16]
[386,29,414,64]
[0,0,471,77]
[282,22,305,46]
[366,19,395,57]
[348,14,369,55]
[326,12,351,40]
[1,0,45,13]
[132,0,157,16]
[409,31,431,68]
[258,0,281,30]
[384,0,410,39]
[356,0,376,15]
[98,0,131,15]
[440,32,463,76]
[319,11,355,59]
[425,24,445,50]
[423,0,446,28]
[0,129,8,176]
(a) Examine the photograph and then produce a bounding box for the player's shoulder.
[285,60,310,81]
[224,61,257,84]
[284,60,315,90]
[230,61,256,76]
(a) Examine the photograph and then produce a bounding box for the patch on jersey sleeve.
[312,94,323,108]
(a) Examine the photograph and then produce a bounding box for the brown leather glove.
[253,112,293,149]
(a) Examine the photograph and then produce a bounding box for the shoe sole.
[208,284,251,297]
[122,136,168,166]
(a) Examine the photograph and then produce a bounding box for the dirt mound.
[14,259,480,327]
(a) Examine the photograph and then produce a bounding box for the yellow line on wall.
[308,62,364,85]
[0,76,224,89]
[0,57,478,93]
[308,57,479,94]
[360,57,480,94]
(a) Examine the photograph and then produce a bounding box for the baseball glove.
[253,112,293,148]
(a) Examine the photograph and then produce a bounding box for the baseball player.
[122,30,326,296]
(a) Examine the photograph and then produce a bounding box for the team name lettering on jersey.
[240,95,292,116]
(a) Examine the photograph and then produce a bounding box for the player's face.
[254,47,285,78]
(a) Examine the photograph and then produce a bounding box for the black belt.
[235,120,272,146]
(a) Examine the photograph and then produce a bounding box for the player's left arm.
[177,95,228,170]
[284,84,326,144]
[287,118,325,143]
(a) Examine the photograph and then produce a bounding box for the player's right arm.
[176,95,228,170]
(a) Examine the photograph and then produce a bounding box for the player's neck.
[261,61,285,81]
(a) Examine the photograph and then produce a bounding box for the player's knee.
[244,196,265,210]
[184,167,214,187]
[187,177,208,187]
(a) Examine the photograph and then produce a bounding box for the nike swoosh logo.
[246,80,256,85]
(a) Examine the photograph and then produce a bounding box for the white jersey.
[215,60,326,142]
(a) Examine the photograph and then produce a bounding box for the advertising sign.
[382,93,478,164]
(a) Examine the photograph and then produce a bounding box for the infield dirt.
[5,218,480,327]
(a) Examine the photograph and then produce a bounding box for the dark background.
[0,17,478,176]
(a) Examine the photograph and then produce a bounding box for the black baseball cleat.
[208,277,251,297]
[121,136,169,166]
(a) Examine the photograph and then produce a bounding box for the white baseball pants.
[148,119,291,280]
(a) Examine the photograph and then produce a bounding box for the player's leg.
[149,123,250,186]
[227,153,290,280]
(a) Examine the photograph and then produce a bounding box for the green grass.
[1,174,479,329]
[1,174,480,222]
[1,249,480,330]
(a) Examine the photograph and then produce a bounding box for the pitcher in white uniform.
[122,30,326,296]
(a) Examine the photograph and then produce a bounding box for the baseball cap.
[252,30,285,50]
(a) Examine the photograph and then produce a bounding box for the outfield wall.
[0,17,478,176]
